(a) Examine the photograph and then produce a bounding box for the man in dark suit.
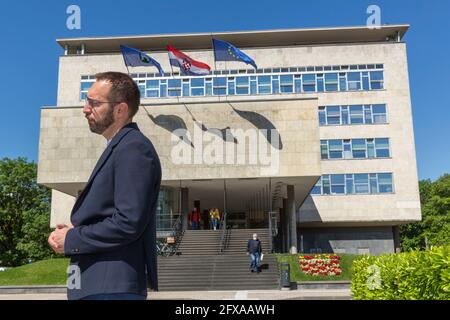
[48,71,161,300]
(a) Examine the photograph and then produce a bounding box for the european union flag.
[212,39,257,69]
[120,45,164,76]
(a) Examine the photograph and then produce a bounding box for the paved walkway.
[0,289,351,300]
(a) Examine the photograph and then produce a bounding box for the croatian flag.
[167,45,211,76]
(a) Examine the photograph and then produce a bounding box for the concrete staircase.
[157,228,279,291]
[223,228,272,255]
[177,229,221,255]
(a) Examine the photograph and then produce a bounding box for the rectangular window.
[372,104,387,123]
[317,74,324,92]
[375,138,390,157]
[352,139,366,158]
[367,139,375,158]
[326,106,341,125]
[343,140,352,159]
[280,75,294,93]
[160,83,167,97]
[258,75,271,94]
[331,174,345,194]
[250,80,257,95]
[227,78,235,95]
[182,79,190,96]
[349,105,364,124]
[294,75,302,93]
[320,140,329,159]
[302,74,316,92]
[378,173,393,193]
[146,80,159,98]
[370,173,378,193]
[354,174,369,194]
[328,140,343,159]
[339,73,347,91]
[370,71,384,89]
[236,76,249,95]
[319,107,326,125]
[213,77,226,95]
[191,78,204,96]
[347,72,361,90]
[272,76,280,94]
[325,73,338,91]
[205,79,212,96]
[168,79,181,97]
[364,105,373,124]
[345,174,354,194]
[362,72,370,90]
[341,106,349,125]
[81,81,94,91]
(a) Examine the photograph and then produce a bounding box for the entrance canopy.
[163,176,318,216]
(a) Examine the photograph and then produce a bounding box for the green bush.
[351,246,450,300]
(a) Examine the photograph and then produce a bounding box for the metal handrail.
[268,212,273,253]
[218,211,228,253]
[170,215,183,255]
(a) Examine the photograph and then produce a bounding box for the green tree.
[400,174,450,251]
[0,157,54,267]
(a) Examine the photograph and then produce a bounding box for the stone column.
[181,187,189,231]
[287,185,297,254]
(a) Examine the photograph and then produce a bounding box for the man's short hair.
[95,71,140,119]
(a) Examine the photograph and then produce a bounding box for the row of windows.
[320,138,390,160]
[78,64,384,79]
[311,173,394,195]
[80,69,384,100]
[319,104,387,126]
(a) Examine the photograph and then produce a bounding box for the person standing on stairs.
[247,233,262,273]
[211,208,221,230]
[189,207,201,230]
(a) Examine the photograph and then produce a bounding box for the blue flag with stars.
[120,45,164,76]
[212,39,257,69]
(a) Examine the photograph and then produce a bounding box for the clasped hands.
[48,223,73,254]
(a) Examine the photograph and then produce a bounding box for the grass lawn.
[275,253,362,282]
[0,258,69,286]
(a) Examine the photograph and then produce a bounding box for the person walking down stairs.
[210,208,221,230]
[247,233,262,273]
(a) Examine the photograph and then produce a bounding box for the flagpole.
[211,36,224,102]
[167,49,182,106]
[120,47,132,76]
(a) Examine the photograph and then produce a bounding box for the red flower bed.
[298,254,342,277]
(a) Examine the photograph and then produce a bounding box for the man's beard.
[88,108,114,134]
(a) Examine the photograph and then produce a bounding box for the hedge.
[351,246,450,300]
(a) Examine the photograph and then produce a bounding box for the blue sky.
[0,0,448,180]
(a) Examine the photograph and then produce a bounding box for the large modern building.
[38,25,421,257]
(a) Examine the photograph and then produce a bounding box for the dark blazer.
[64,122,162,300]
